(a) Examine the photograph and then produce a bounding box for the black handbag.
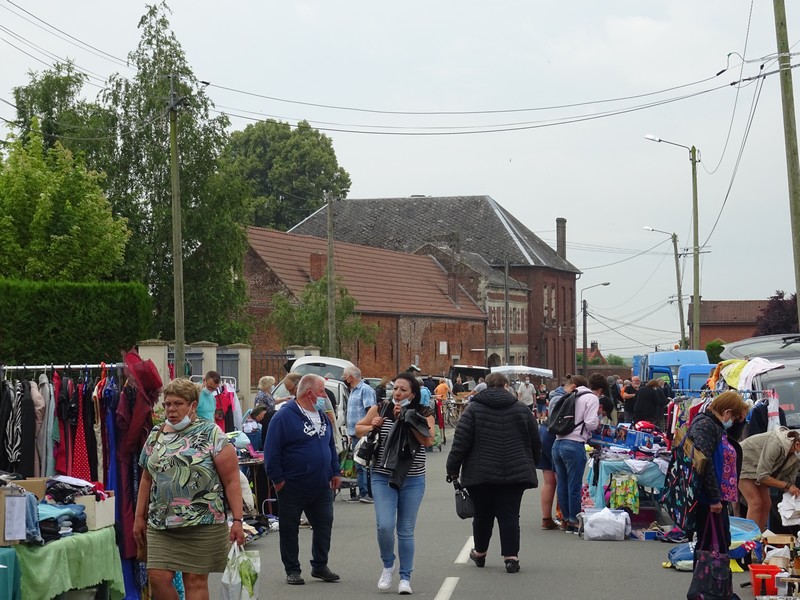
[354,428,379,467]
[686,513,732,600]
[453,480,474,520]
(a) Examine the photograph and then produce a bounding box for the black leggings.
[468,483,527,557]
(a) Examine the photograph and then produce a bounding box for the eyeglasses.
[163,401,189,409]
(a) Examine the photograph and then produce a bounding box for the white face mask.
[171,415,192,431]
[795,451,800,460]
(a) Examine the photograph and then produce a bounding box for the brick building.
[245,227,487,378]
[688,300,769,348]
[291,195,580,380]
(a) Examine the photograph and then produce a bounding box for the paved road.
[210,441,753,600]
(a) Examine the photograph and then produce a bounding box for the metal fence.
[251,351,293,387]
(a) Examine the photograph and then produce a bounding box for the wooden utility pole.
[169,75,185,375]
[772,0,800,328]
[326,192,337,356]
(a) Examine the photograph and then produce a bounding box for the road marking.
[434,577,459,600]
[454,536,474,564]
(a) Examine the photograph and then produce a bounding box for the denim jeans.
[370,471,425,581]
[552,439,587,523]
[352,437,370,498]
[275,484,334,574]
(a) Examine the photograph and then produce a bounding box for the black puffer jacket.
[446,387,541,488]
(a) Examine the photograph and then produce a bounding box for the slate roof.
[290,195,580,273]
[691,300,769,324]
[247,226,486,320]
[447,249,528,291]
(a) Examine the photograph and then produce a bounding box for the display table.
[14,527,125,600]
[0,547,21,600]
[586,460,666,509]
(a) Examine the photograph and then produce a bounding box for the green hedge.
[0,279,152,365]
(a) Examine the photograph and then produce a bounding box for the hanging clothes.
[71,381,92,482]
[17,381,35,477]
[215,389,234,432]
[31,380,46,477]
[0,381,13,471]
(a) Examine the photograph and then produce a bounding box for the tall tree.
[268,277,376,358]
[222,119,351,230]
[754,290,799,335]
[100,3,252,343]
[0,119,129,280]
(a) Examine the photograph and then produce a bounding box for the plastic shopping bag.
[221,543,260,600]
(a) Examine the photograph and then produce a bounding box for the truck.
[675,363,717,397]
[639,349,710,388]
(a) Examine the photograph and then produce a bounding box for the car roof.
[721,334,800,360]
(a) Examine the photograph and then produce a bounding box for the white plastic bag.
[221,543,260,600]
[583,508,631,541]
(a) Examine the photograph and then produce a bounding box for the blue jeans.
[351,437,370,498]
[370,471,425,581]
[275,484,334,575]
[552,439,587,524]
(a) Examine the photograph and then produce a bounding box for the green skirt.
[146,523,229,573]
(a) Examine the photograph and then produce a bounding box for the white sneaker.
[398,579,412,595]
[378,567,394,590]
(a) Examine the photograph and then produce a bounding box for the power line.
[580,238,669,270]
[586,312,652,347]
[0,34,104,89]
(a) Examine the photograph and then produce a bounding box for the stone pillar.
[227,343,252,409]
[191,341,218,376]
[137,339,170,387]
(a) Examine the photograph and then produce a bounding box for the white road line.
[434,577,460,600]
[454,536,474,564]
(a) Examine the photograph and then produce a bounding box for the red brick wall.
[700,324,758,348]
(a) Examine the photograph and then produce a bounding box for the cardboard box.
[763,533,795,547]
[16,477,47,499]
[0,486,26,546]
[75,492,116,530]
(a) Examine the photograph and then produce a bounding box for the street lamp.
[581,282,611,376]
[645,134,701,350]
[644,226,687,349]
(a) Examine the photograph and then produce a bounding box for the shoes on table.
[398,579,412,595]
[468,549,486,568]
[541,517,559,530]
[504,559,520,574]
[311,566,340,582]
[378,566,394,590]
[286,573,305,585]
[359,495,374,504]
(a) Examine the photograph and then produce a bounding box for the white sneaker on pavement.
[378,567,394,590]
[398,579,412,595]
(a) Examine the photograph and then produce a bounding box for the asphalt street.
[209,440,754,600]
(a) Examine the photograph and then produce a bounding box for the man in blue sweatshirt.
[266,374,342,585]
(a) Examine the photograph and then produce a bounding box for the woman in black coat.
[632,379,669,429]
[446,372,541,574]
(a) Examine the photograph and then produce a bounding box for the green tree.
[755,290,798,335]
[268,276,377,358]
[0,119,129,280]
[706,339,724,364]
[221,119,351,230]
[98,3,252,343]
[606,354,625,366]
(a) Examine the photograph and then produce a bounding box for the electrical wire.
[586,312,653,347]
[580,238,669,270]
[0,34,104,89]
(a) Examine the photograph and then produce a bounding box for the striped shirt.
[372,414,426,478]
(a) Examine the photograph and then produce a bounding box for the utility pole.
[168,74,185,376]
[671,233,687,349]
[772,0,800,328]
[326,191,337,356]
[690,146,701,350]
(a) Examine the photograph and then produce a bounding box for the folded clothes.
[38,502,86,521]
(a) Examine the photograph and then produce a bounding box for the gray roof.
[458,251,529,290]
[290,195,580,273]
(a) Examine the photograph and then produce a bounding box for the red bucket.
[749,563,782,595]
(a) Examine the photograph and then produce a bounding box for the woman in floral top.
[134,378,245,599]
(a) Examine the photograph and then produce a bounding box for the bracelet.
[232,518,243,523]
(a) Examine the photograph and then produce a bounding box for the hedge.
[0,279,152,365]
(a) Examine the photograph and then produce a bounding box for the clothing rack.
[1,363,121,371]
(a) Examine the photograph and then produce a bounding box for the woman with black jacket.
[446,372,541,574]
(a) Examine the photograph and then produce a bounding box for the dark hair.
[485,372,509,388]
[251,405,268,419]
[570,374,588,387]
[204,370,221,384]
[394,372,422,408]
[588,374,609,396]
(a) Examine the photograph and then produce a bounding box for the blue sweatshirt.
[265,400,340,494]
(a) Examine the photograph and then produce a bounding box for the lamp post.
[581,282,611,376]
[645,134,701,350]
[644,226,687,349]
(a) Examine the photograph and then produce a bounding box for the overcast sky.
[2,1,799,360]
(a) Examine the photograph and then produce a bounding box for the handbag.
[354,428,380,467]
[686,513,732,600]
[221,542,261,600]
[453,480,474,520]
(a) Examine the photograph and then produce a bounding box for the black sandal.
[469,549,486,568]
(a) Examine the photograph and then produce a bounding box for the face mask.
[315,397,327,411]
[395,399,410,407]
[722,419,733,430]
[171,415,192,431]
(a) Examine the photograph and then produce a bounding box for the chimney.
[556,217,566,259]
[309,253,326,281]
[590,341,599,353]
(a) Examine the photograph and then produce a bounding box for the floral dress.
[139,419,229,529]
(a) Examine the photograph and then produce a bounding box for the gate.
[251,351,293,387]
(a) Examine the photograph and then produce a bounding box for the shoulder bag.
[686,513,732,600]
[354,402,391,467]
